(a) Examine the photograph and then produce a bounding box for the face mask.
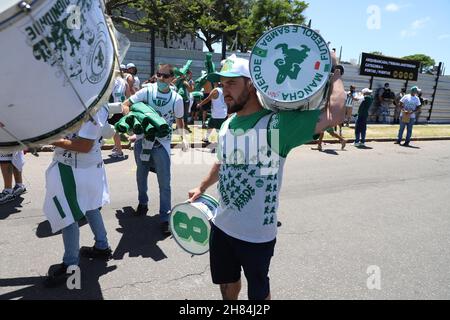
[157,81,169,91]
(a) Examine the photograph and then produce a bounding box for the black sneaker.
[403,142,410,147]
[161,222,171,236]
[43,263,70,288]
[394,141,401,145]
[134,204,148,216]
[80,246,112,260]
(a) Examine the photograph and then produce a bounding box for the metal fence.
[122,43,450,123]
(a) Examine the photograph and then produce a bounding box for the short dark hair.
[158,64,175,76]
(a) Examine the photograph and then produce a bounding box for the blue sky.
[304,0,450,74]
[208,0,450,74]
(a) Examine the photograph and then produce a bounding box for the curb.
[36,137,450,152]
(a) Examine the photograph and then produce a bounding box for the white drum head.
[0,0,118,151]
[250,24,332,110]
[170,195,219,256]
[0,0,22,13]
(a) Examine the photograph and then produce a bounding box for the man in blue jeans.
[396,86,422,147]
[122,64,189,235]
[43,106,112,288]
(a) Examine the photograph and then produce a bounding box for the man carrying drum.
[188,52,346,300]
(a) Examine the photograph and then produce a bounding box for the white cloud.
[411,17,431,30]
[400,16,430,38]
[385,3,411,12]
[385,3,400,12]
[438,34,450,40]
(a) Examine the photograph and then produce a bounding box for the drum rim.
[250,24,331,105]
[0,0,39,28]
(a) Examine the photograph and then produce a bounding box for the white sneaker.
[0,189,15,204]
[13,185,27,196]
[353,142,361,147]
[110,150,125,158]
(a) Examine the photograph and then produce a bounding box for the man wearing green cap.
[188,53,346,300]
[395,86,422,147]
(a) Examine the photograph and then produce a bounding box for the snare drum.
[0,0,119,151]
[169,194,219,256]
[250,24,332,111]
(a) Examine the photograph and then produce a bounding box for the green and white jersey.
[130,83,184,155]
[45,107,110,233]
[214,109,319,243]
[53,106,109,169]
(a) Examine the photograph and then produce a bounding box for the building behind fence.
[121,41,450,124]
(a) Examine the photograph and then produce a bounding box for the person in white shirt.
[127,63,141,93]
[395,86,422,147]
[197,84,228,145]
[0,151,26,204]
[43,106,112,288]
[344,85,357,127]
[108,65,132,158]
[121,64,189,235]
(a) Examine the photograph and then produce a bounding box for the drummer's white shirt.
[53,107,108,168]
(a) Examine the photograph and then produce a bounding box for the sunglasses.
[156,72,172,79]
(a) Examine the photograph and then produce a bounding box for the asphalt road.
[1,141,449,300]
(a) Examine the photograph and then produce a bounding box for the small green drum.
[169,194,219,256]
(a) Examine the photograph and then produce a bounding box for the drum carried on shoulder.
[250,24,332,112]
[169,194,219,256]
[0,0,119,151]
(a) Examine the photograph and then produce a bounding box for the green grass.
[105,124,450,145]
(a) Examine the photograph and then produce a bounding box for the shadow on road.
[35,218,88,238]
[112,207,168,262]
[0,260,116,300]
[103,155,129,165]
[356,145,374,150]
[0,197,25,220]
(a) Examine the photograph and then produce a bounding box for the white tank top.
[112,77,126,103]
[211,88,228,119]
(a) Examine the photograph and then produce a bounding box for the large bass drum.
[250,24,332,112]
[0,0,119,151]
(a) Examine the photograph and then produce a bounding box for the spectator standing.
[354,88,374,147]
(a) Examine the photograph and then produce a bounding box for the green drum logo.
[250,25,332,110]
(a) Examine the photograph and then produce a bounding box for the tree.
[106,0,191,48]
[106,0,309,52]
[369,51,383,56]
[402,54,436,73]
[235,0,309,52]
[180,0,243,52]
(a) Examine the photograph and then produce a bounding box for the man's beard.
[226,89,249,114]
[228,103,245,114]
